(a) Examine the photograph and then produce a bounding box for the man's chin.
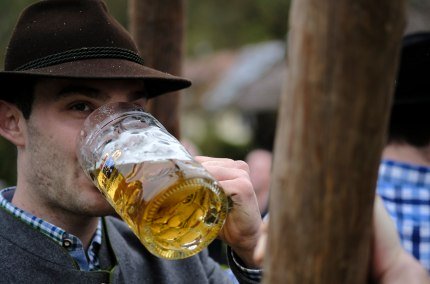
[83,185,119,216]
[85,204,116,217]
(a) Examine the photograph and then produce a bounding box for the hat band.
[14,47,144,71]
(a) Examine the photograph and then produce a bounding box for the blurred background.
[0,0,428,186]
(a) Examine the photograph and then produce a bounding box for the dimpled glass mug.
[77,102,230,259]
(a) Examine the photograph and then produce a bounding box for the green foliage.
[0,0,290,65]
[187,0,290,56]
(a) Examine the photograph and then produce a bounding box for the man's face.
[21,78,148,218]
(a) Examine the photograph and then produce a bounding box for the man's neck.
[11,186,99,250]
[382,143,430,167]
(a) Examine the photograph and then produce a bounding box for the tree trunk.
[128,0,185,138]
[265,1,406,283]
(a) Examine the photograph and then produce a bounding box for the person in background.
[253,197,430,283]
[377,32,430,273]
[245,149,272,217]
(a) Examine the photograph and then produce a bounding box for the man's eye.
[70,102,92,112]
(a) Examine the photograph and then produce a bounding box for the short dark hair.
[3,79,35,119]
[387,32,430,147]
[388,104,430,147]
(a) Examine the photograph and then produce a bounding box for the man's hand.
[195,156,263,268]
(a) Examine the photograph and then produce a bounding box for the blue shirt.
[0,187,102,271]
[377,160,430,272]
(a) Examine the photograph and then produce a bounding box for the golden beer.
[89,157,229,259]
[77,102,230,259]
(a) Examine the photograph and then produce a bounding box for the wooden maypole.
[265,1,406,283]
[128,0,186,138]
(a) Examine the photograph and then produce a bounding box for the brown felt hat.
[0,0,191,98]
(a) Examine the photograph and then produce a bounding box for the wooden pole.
[265,1,406,283]
[128,0,185,138]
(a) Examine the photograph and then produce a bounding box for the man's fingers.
[195,156,250,174]
[201,164,249,182]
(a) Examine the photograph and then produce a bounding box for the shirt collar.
[0,187,102,270]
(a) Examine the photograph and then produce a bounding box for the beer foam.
[102,126,192,163]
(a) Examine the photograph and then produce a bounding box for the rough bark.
[265,1,406,283]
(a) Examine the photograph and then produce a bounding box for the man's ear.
[0,100,26,147]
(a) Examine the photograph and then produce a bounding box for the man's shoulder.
[0,206,23,238]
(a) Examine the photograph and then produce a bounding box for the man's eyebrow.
[56,85,108,100]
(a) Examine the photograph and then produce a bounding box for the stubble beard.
[24,121,115,219]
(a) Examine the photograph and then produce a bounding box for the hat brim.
[0,58,191,99]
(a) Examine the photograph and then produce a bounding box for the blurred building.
[181,1,430,155]
[182,41,284,153]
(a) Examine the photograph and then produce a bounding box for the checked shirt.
[377,160,430,272]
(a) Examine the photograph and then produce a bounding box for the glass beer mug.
[77,102,229,259]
